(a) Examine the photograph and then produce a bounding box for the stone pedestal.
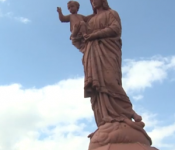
[90,143,158,150]
[88,121,158,150]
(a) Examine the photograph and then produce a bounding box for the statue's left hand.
[83,33,97,41]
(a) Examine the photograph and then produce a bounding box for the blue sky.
[0,0,175,149]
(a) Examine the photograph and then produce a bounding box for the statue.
[57,0,159,150]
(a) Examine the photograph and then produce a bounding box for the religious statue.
[57,0,159,150]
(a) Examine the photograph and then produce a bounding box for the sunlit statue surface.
[57,0,159,150]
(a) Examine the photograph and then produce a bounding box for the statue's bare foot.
[133,113,142,122]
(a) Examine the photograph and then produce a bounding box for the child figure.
[57,1,88,40]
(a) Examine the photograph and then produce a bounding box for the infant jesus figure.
[57,1,90,49]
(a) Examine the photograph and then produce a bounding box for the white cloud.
[0,0,6,2]
[0,78,92,150]
[149,123,175,148]
[139,112,175,149]
[0,9,31,24]
[166,56,175,69]
[132,95,143,101]
[15,17,31,24]
[122,56,175,93]
[0,11,13,18]
[142,112,158,129]
[5,11,13,17]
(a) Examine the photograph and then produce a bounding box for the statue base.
[88,121,158,150]
[89,143,158,150]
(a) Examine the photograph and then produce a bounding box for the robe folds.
[80,9,151,144]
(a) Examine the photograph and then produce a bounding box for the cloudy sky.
[0,0,175,150]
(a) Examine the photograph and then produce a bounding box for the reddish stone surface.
[57,0,159,149]
[88,122,150,149]
[90,143,158,150]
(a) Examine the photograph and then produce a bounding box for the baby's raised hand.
[57,7,62,13]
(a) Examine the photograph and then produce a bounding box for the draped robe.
[76,9,151,144]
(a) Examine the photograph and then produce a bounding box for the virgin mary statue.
[68,0,158,149]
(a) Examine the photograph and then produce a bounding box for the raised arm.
[57,7,70,22]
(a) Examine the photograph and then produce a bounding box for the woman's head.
[90,0,110,14]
